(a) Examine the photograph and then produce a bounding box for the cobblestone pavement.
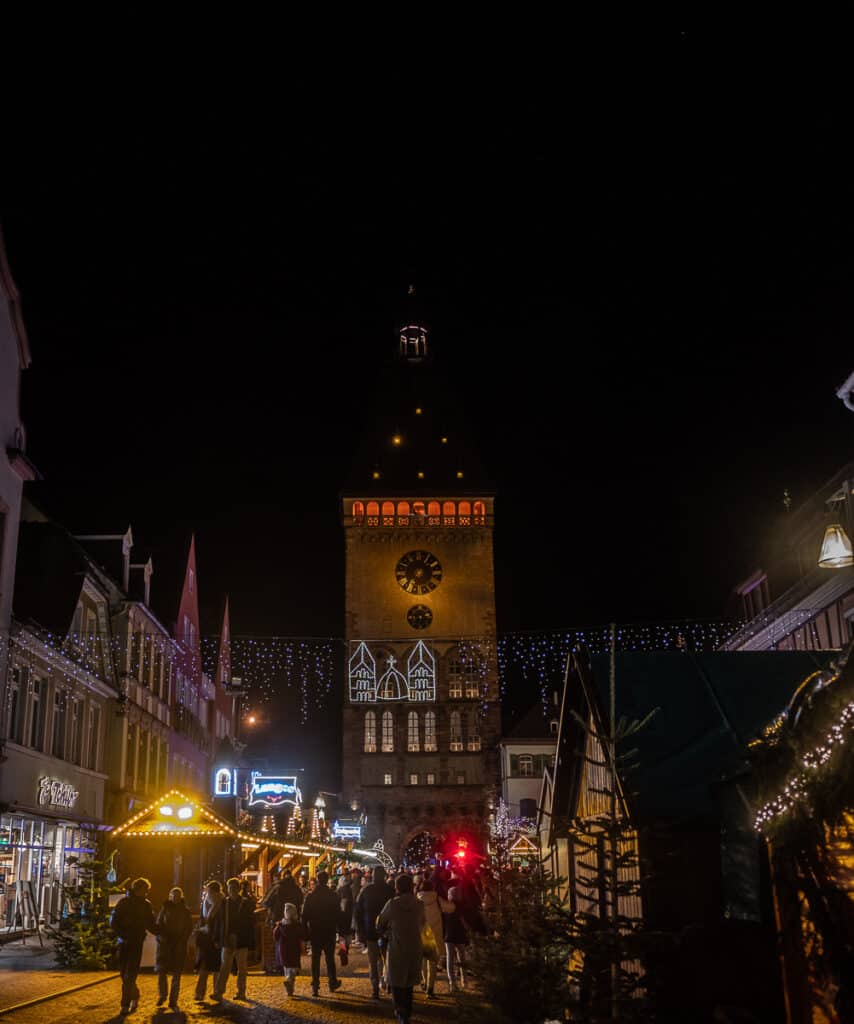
[0,937,117,1012]
[2,948,465,1023]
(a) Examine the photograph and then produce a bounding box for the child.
[274,902,304,995]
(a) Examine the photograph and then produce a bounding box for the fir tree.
[49,853,124,969]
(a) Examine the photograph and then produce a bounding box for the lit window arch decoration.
[428,501,440,517]
[458,501,472,526]
[353,501,365,523]
[377,654,409,700]
[214,768,232,796]
[413,501,426,521]
[366,501,380,526]
[349,642,377,702]
[382,501,395,526]
[442,501,456,526]
[397,500,410,526]
[407,640,436,701]
[473,500,486,525]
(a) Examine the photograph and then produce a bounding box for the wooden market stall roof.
[110,787,332,859]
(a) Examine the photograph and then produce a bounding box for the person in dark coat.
[273,902,304,995]
[443,885,470,992]
[194,880,225,1000]
[355,864,395,999]
[263,868,303,923]
[301,870,343,996]
[337,874,354,963]
[155,886,193,1009]
[213,877,256,1001]
[377,874,426,1024]
[110,876,159,1015]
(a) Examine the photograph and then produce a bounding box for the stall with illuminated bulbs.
[109,788,332,905]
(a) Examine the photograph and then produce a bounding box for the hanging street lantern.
[818,523,854,568]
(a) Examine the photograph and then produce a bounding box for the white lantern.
[818,523,854,568]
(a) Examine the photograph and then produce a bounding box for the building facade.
[340,303,501,863]
[498,693,558,821]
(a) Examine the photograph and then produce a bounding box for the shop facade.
[0,742,107,929]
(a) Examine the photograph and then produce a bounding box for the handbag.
[420,923,439,961]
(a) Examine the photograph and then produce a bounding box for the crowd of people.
[108,860,492,1024]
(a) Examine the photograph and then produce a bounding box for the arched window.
[382,501,395,526]
[467,710,481,751]
[442,500,456,526]
[367,501,380,526]
[448,645,484,698]
[519,754,534,777]
[519,798,537,819]
[413,501,426,519]
[424,711,437,751]
[473,500,486,525]
[215,768,232,795]
[382,711,394,752]
[427,500,441,525]
[352,501,365,524]
[458,501,472,526]
[364,711,377,752]
[397,501,411,526]
[450,710,463,751]
[407,711,420,751]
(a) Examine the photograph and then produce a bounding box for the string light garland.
[1,620,744,735]
[754,697,854,831]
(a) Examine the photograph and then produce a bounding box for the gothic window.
[450,710,463,751]
[458,500,472,526]
[216,768,232,795]
[407,711,420,751]
[382,711,394,752]
[364,711,377,752]
[382,501,395,526]
[367,501,380,526]
[353,501,365,524]
[467,710,481,751]
[424,711,437,751]
[428,501,441,526]
[473,500,486,525]
[442,500,456,526]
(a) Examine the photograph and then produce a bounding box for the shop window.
[407,711,420,752]
[382,711,394,752]
[424,711,437,751]
[450,710,463,751]
[364,711,377,752]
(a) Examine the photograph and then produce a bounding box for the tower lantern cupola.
[398,284,430,363]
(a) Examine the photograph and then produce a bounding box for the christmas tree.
[49,853,124,969]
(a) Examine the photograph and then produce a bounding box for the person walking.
[355,864,395,999]
[273,903,304,996]
[194,880,225,1001]
[214,877,256,1001]
[417,879,454,998]
[444,885,470,993]
[301,870,342,996]
[262,867,303,923]
[110,877,159,1015]
[377,874,426,1024]
[155,886,193,1010]
[337,874,354,965]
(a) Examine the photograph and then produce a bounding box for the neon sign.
[332,821,362,840]
[348,641,436,702]
[248,775,300,808]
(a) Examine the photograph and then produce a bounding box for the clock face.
[406,604,433,630]
[395,550,443,595]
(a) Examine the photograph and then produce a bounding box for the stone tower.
[340,292,501,864]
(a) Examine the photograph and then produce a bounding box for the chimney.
[130,557,154,606]
[121,527,133,592]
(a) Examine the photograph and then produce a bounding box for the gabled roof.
[13,520,123,634]
[504,699,557,741]
[551,649,835,828]
[111,787,325,855]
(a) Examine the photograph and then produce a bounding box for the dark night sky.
[2,38,854,782]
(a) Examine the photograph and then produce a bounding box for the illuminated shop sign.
[38,777,79,809]
[332,821,362,840]
[248,775,299,807]
[214,767,237,797]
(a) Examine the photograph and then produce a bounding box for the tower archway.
[402,830,440,867]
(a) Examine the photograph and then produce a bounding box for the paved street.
[0,947,463,1023]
